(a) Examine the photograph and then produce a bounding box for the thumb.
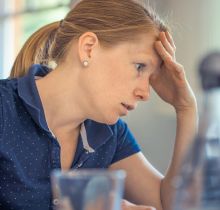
[121,199,156,210]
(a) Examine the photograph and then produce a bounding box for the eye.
[135,63,146,72]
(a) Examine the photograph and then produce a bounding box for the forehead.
[127,32,161,66]
[107,32,161,67]
[100,32,162,68]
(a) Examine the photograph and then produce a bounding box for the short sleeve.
[111,119,141,164]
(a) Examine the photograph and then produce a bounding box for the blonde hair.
[10,0,168,78]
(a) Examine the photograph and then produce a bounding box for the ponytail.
[10,21,60,78]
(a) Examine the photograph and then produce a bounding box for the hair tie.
[59,19,64,27]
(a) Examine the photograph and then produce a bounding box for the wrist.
[175,103,198,126]
[174,97,197,114]
[175,102,198,129]
[175,104,197,114]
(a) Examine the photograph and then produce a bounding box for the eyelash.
[135,63,146,72]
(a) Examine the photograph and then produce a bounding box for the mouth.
[121,103,135,111]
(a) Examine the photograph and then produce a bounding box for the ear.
[78,32,99,65]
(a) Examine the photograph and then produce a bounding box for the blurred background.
[0,0,220,173]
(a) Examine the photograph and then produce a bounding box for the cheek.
[106,65,133,87]
[91,59,136,99]
[99,67,126,90]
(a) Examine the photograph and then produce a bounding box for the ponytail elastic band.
[59,19,64,27]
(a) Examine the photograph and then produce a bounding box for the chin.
[98,114,119,125]
[105,118,119,125]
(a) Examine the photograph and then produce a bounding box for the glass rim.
[51,169,126,179]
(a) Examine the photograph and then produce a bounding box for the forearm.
[161,104,198,210]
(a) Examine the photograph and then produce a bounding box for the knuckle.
[177,64,184,70]
[166,56,174,64]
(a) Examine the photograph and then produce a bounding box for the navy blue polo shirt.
[0,64,141,210]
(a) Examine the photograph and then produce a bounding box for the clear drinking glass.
[51,169,126,210]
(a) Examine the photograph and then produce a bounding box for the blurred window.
[0,0,69,78]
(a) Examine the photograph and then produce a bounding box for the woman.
[0,0,197,210]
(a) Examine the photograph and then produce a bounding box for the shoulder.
[0,79,18,140]
[0,80,6,140]
[109,119,141,164]
[0,78,17,97]
[0,78,18,109]
[0,78,18,103]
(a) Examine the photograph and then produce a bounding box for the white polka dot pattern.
[0,65,141,210]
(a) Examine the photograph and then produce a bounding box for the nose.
[134,83,150,101]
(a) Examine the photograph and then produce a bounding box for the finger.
[165,31,176,50]
[154,41,185,78]
[174,63,186,79]
[154,40,173,64]
[137,205,156,210]
[159,32,175,57]
[121,199,156,210]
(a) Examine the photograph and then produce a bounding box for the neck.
[35,65,86,133]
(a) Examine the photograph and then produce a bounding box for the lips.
[121,103,135,111]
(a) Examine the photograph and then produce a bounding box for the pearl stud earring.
[83,60,89,67]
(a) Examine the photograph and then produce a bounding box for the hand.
[150,31,196,112]
[121,199,156,210]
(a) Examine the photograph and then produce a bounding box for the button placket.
[74,151,91,169]
[50,137,61,169]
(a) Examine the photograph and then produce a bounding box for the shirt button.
[78,162,83,167]
[53,198,59,206]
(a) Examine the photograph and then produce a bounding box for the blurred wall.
[124,0,220,174]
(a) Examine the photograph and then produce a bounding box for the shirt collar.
[81,120,113,153]
[17,64,51,134]
[17,64,113,151]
